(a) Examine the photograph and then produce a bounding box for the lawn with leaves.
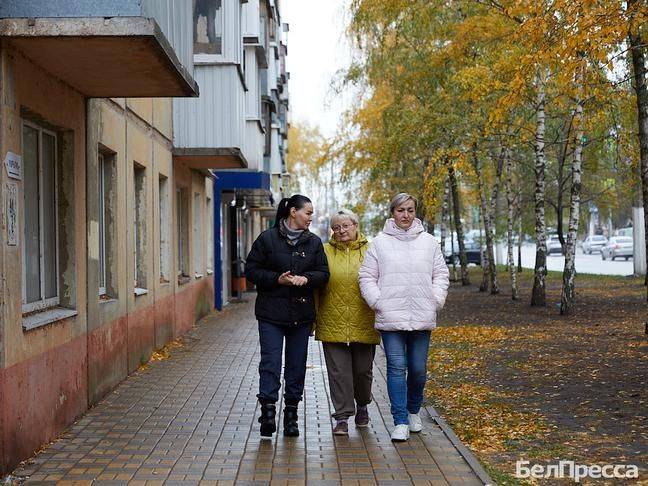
[426,267,647,484]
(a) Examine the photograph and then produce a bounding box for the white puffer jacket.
[358,218,450,331]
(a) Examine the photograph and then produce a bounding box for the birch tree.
[505,146,519,299]
[472,146,499,294]
[531,74,548,306]
[628,0,648,296]
[561,96,585,315]
[448,159,471,285]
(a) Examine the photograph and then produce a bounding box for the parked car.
[616,227,633,238]
[547,234,564,255]
[463,238,483,265]
[601,237,633,261]
[444,237,482,265]
[582,235,608,254]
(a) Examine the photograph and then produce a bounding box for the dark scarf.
[280,219,305,246]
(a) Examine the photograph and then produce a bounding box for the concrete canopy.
[173,148,249,170]
[0,17,199,98]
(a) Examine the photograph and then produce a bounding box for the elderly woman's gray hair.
[389,192,418,214]
[330,209,359,228]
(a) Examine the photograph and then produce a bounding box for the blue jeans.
[257,321,311,405]
[381,330,431,425]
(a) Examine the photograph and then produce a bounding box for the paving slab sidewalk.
[12,299,490,485]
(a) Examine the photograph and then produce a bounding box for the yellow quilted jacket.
[315,233,380,344]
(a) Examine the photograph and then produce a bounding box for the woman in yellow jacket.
[316,209,380,435]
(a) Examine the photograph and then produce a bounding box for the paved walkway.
[13,299,488,485]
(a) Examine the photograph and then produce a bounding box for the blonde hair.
[389,192,418,214]
[330,209,359,228]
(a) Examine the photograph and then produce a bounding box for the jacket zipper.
[346,247,350,344]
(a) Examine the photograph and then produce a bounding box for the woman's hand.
[290,275,309,287]
[278,271,294,285]
[277,271,309,286]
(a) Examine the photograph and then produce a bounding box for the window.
[194,0,223,55]
[193,193,203,278]
[159,175,171,284]
[22,122,59,313]
[177,187,189,281]
[206,196,213,274]
[133,164,147,292]
[98,151,116,297]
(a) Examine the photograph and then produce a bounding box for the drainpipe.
[213,175,223,310]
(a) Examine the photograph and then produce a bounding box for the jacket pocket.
[373,293,383,313]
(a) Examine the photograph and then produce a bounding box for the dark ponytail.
[274,194,312,227]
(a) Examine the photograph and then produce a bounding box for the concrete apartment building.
[0,0,289,473]
[175,0,290,309]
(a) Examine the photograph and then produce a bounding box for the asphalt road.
[518,243,634,276]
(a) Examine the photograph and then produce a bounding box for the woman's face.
[392,199,416,230]
[289,202,314,230]
[331,218,358,242]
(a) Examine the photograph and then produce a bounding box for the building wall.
[0,44,88,473]
[0,44,214,473]
[86,97,214,405]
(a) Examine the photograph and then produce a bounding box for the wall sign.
[5,181,18,246]
[4,151,22,180]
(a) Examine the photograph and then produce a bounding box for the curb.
[424,405,494,486]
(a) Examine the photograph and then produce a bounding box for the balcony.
[173,64,249,169]
[0,0,198,97]
[245,18,269,69]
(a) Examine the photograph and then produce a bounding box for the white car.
[601,237,633,261]
[547,234,564,255]
[582,235,608,254]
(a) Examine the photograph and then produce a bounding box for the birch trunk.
[449,207,459,282]
[479,148,504,292]
[479,220,489,292]
[628,11,648,297]
[517,200,523,273]
[531,73,548,306]
[557,115,574,250]
[561,99,584,315]
[442,177,458,281]
[472,147,499,294]
[448,160,470,285]
[505,147,518,299]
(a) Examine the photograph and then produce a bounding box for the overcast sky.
[282,0,352,137]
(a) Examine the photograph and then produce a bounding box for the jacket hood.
[328,232,369,251]
[382,218,425,241]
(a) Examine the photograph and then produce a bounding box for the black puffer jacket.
[245,226,330,326]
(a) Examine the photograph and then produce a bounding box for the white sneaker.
[391,424,410,442]
[408,413,423,433]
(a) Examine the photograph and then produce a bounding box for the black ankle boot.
[283,404,299,437]
[258,403,276,437]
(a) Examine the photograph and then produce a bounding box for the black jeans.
[257,320,311,405]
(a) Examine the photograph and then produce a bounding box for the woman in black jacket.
[245,195,329,438]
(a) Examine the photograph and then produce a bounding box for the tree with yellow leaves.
[343,0,646,312]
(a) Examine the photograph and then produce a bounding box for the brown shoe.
[333,420,348,435]
[355,406,370,428]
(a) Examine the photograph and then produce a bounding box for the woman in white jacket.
[359,193,449,442]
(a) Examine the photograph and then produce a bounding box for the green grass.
[484,464,529,486]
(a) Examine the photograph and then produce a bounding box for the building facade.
[175,0,290,309]
[0,0,289,473]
